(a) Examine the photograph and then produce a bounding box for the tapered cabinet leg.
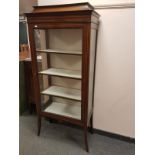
[90,115,94,134]
[84,127,89,152]
[37,116,41,136]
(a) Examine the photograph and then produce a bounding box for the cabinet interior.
[34,28,82,120]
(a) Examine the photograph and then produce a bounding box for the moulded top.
[25,2,99,17]
[32,3,94,13]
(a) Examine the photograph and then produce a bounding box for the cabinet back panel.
[48,29,82,51]
[52,76,81,90]
[51,54,81,71]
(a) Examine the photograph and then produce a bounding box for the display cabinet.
[26,2,99,152]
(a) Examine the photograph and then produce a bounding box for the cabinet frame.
[26,3,99,152]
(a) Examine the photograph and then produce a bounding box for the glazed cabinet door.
[28,23,86,124]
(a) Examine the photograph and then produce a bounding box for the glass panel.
[88,29,97,120]
[33,28,82,120]
[19,22,28,51]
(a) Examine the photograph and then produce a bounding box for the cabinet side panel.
[35,30,49,103]
[88,29,97,121]
[38,30,48,90]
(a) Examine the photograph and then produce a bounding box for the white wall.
[38,0,134,6]
[19,0,37,14]
[38,0,135,138]
[94,8,135,138]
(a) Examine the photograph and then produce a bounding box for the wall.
[95,8,135,138]
[37,0,135,138]
[38,0,134,6]
[19,0,37,14]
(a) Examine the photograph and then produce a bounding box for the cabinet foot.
[37,116,41,136]
[90,115,94,134]
[84,127,89,152]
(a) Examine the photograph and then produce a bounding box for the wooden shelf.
[39,68,81,79]
[44,102,81,120]
[36,49,82,55]
[41,86,81,101]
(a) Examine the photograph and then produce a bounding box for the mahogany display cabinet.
[25,2,100,152]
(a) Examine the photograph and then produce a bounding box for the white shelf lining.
[39,68,81,79]
[44,102,81,120]
[41,86,81,101]
[36,49,82,55]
